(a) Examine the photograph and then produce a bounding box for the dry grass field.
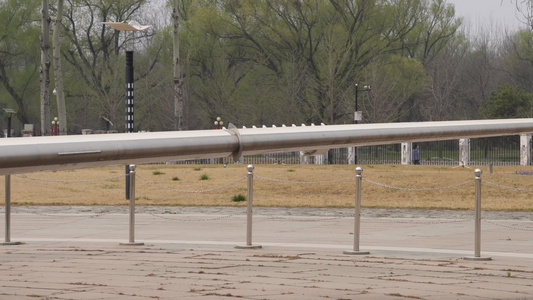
[2,164,533,211]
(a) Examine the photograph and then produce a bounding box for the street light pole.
[353,84,371,164]
[125,50,134,133]
[3,108,15,138]
[51,117,59,136]
[2,108,20,245]
[355,84,359,125]
[102,22,151,200]
[7,113,12,138]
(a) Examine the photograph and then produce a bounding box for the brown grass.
[1,164,533,211]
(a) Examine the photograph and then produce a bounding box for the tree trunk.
[40,0,51,136]
[53,0,66,135]
[173,0,184,130]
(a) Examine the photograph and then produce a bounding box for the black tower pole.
[7,114,12,138]
[125,50,134,199]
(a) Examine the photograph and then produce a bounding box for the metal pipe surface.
[344,167,369,255]
[120,164,144,246]
[464,169,491,260]
[354,168,363,251]
[129,165,136,243]
[474,169,482,258]
[1,119,533,175]
[246,164,254,246]
[5,175,10,243]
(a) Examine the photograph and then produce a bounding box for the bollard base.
[343,250,370,255]
[463,256,492,261]
[235,245,262,249]
[120,242,145,246]
[1,241,23,246]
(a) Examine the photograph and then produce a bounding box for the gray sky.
[448,0,524,33]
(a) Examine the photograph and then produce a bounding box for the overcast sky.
[448,0,525,34]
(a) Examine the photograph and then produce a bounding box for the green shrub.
[172,177,180,181]
[231,194,246,202]
[200,174,209,180]
[152,171,165,175]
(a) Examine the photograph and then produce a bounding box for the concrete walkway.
[1,207,533,299]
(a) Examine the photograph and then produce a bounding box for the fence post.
[520,134,531,166]
[2,175,21,246]
[120,165,144,246]
[347,147,356,165]
[344,167,369,255]
[459,138,470,167]
[236,164,262,249]
[299,151,309,164]
[464,169,491,261]
[401,143,412,165]
[315,153,327,165]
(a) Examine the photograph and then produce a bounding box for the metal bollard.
[464,169,491,261]
[344,167,369,255]
[120,165,144,246]
[236,164,262,249]
[2,175,21,246]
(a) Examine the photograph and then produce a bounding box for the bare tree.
[173,0,184,130]
[40,0,51,136]
[420,41,469,121]
[511,0,533,30]
[53,0,66,134]
[361,55,429,123]
[461,26,506,118]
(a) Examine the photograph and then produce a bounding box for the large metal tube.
[1,119,533,175]
[238,119,533,155]
[0,130,237,175]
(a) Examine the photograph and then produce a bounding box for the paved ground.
[1,206,533,299]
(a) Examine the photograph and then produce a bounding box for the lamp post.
[51,117,59,136]
[214,117,223,129]
[103,22,150,200]
[52,88,65,136]
[3,108,15,138]
[213,117,224,163]
[353,84,371,164]
[2,108,20,245]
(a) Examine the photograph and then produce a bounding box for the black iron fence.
[416,140,459,166]
[169,136,525,166]
[470,136,520,166]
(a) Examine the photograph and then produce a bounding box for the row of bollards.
[120,164,262,249]
[2,165,490,260]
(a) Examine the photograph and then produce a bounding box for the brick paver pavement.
[1,208,533,299]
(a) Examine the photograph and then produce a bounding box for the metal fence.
[169,136,524,166]
[470,136,520,166]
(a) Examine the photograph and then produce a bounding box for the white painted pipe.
[1,119,533,175]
